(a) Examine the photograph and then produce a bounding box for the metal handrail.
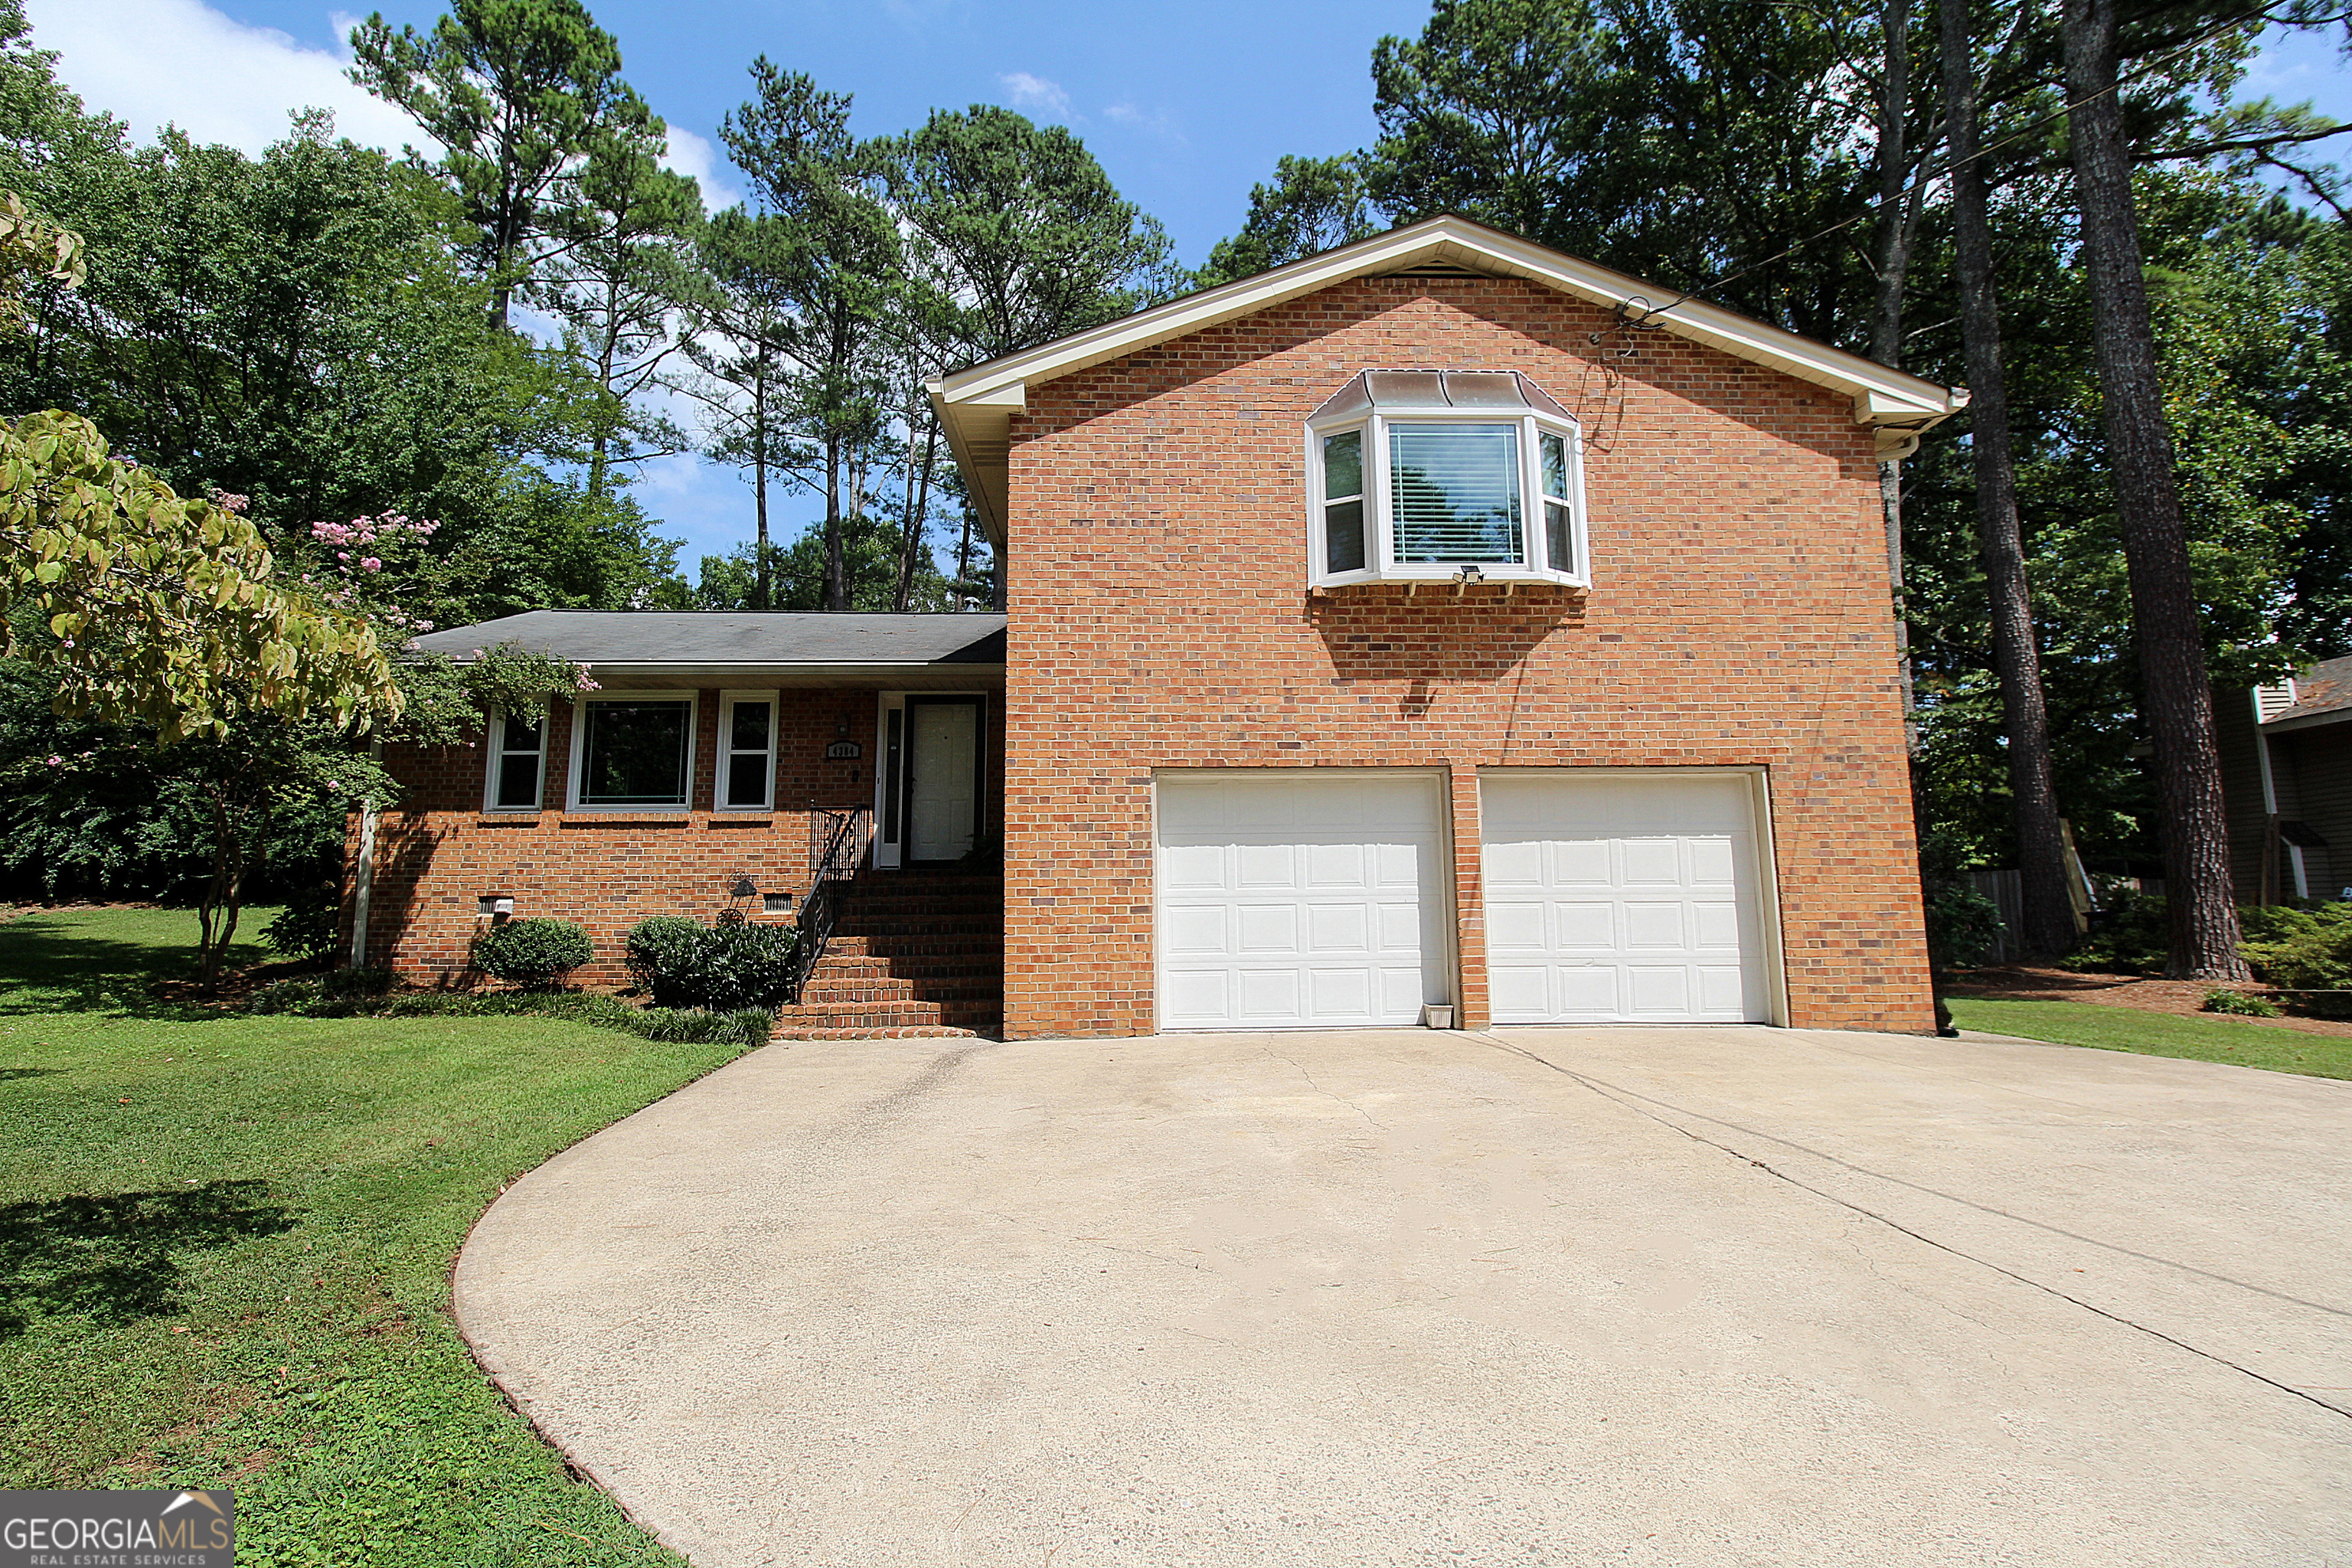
[787,805,872,1004]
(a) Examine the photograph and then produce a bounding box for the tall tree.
[719,58,897,612]
[539,114,701,495]
[348,0,652,330]
[684,207,800,611]
[1196,154,1380,286]
[2062,0,2245,978]
[887,105,1178,365]
[1938,0,2076,956]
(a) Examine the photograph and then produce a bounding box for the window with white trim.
[567,691,697,812]
[1308,371,1588,587]
[485,707,544,812]
[717,690,777,812]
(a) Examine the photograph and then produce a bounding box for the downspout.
[2249,690,2307,900]
[349,738,381,970]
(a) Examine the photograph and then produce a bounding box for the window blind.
[1388,423,1524,564]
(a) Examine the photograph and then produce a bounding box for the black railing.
[787,805,873,1004]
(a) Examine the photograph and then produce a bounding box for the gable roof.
[2263,654,2352,733]
[929,214,1968,547]
[409,611,1007,675]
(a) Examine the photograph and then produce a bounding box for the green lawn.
[0,906,756,1566]
[1947,996,2352,1080]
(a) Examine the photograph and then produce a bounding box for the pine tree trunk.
[897,394,936,613]
[753,362,772,613]
[2062,0,2246,978]
[1940,0,2075,959]
[824,433,848,612]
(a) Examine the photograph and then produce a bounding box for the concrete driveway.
[454,1027,2352,1566]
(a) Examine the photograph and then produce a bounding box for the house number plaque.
[825,740,863,760]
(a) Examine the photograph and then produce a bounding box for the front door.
[906,697,982,862]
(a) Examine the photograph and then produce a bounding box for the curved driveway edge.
[454,1026,2352,1566]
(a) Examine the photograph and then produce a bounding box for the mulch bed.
[1945,963,2352,1039]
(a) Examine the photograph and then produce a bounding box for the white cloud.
[1104,101,1184,145]
[999,71,1072,119]
[661,125,741,214]
[27,0,433,158]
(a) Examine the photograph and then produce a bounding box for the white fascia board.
[934,216,1965,428]
[580,662,1006,681]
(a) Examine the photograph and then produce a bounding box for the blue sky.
[22,0,2351,571]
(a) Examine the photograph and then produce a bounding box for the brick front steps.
[771,869,1003,1040]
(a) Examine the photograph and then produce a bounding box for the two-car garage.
[1155,769,1777,1031]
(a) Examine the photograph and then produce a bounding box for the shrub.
[625,916,799,1011]
[472,918,593,988]
[2061,892,2169,975]
[237,984,774,1043]
[2240,901,2352,993]
[260,883,344,962]
[1923,881,2005,971]
[624,917,708,1005]
[2203,988,2282,1018]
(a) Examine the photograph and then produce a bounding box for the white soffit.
[930,214,1969,545]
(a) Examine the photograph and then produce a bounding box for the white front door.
[1156,771,1450,1031]
[1481,772,1772,1024]
[907,700,979,861]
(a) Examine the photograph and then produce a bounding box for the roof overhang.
[2264,706,2351,736]
[564,661,1004,688]
[930,214,1970,549]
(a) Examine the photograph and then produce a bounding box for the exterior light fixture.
[1455,565,1485,586]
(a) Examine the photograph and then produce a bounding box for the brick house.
[352,216,1965,1037]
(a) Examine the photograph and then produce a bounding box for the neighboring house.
[2219,655,2352,903]
[351,215,1967,1038]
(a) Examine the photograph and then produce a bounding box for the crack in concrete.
[1264,1047,1387,1135]
[1472,1031,2352,1426]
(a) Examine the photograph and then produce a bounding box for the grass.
[0,906,760,1566]
[1946,996,2352,1081]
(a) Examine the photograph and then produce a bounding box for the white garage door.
[1158,772,1450,1031]
[1481,773,1772,1024]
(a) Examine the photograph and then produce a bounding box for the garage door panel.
[1240,968,1303,1022]
[1305,841,1365,887]
[1158,773,1449,1031]
[1164,905,1230,958]
[1307,902,1369,953]
[1554,839,1612,884]
[1235,842,1296,888]
[1621,900,1687,949]
[1236,903,1298,956]
[1488,900,1545,951]
[1555,900,1616,950]
[1692,899,1743,949]
[1619,838,1682,884]
[1481,773,1771,1025]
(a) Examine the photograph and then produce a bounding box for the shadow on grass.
[0,1179,296,1338]
[0,916,255,1021]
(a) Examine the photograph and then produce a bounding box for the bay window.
[1308,371,1587,587]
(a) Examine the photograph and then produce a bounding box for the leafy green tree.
[717,59,899,611]
[692,510,952,612]
[887,104,1178,364]
[538,114,702,495]
[348,0,655,329]
[683,207,802,611]
[1196,154,1379,286]
[0,410,394,743]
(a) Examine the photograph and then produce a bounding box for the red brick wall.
[1000,276,1934,1037]
[351,685,1004,986]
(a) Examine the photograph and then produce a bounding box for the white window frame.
[564,689,699,814]
[716,688,779,813]
[1307,403,1589,589]
[483,704,547,813]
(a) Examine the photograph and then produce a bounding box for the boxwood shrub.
[473,918,595,988]
[626,916,799,1010]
